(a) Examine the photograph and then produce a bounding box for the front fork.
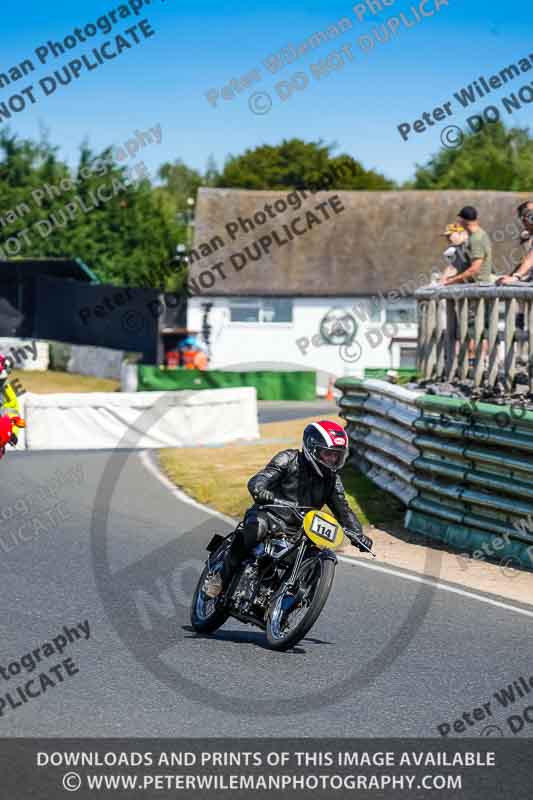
[284,543,337,604]
[284,539,308,593]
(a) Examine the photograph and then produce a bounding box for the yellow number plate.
[303,510,344,550]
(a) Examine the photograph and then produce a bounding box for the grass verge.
[12,370,120,394]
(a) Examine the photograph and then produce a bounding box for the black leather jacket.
[247,449,362,534]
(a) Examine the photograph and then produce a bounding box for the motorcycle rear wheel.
[190,550,230,634]
[265,555,335,651]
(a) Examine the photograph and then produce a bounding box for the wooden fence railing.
[415,285,533,391]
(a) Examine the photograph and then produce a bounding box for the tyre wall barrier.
[21,387,260,450]
[336,377,533,571]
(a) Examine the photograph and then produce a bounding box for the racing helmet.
[302,420,349,476]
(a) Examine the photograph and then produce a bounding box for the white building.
[188,187,511,390]
[188,295,418,383]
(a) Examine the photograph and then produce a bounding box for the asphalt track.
[2,445,533,739]
[257,400,337,423]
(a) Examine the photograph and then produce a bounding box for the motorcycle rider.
[0,354,22,458]
[207,420,373,597]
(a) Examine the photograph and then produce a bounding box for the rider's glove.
[255,489,275,506]
[346,529,373,553]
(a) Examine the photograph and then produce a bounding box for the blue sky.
[1,0,531,184]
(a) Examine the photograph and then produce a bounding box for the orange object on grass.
[193,351,208,370]
[166,351,181,369]
[181,349,197,369]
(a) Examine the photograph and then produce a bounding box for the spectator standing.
[440,223,470,281]
[498,200,533,285]
[441,206,493,286]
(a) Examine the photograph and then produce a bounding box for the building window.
[367,298,383,322]
[229,298,293,323]
[229,301,260,322]
[351,299,382,323]
[399,346,417,369]
[385,305,417,324]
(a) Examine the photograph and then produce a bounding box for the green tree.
[217,138,394,191]
[0,130,179,290]
[204,154,219,187]
[155,159,206,273]
[157,159,203,213]
[411,122,533,190]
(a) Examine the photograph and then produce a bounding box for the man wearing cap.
[441,206,493,286]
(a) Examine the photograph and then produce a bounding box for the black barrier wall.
[0,258,97,338]
[33,275,175,363]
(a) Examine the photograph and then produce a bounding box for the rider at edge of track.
[206,420,373,598]
[0,354,22,459]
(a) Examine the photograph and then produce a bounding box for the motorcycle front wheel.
[265,555,336,651]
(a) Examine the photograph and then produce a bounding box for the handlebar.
[273,499,312,509]
[260,499,313,520]
[346,529,377,558]
[260,500,376,557]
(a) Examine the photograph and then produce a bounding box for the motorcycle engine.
[232,561,260,611]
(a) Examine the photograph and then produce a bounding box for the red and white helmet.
[302,420,349,475]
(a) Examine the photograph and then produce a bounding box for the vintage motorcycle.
[0,414,25,459]
[190,499,375,651]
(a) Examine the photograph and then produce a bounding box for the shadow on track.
[182,625,333,653]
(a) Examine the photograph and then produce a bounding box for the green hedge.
[47,341,72,371]
[138,367,316,401]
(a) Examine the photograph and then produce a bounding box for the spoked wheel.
[190,543,230,634]
[265,555,336,651]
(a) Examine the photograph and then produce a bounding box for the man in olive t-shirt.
[442,206,493,285]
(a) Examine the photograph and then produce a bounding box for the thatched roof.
[190,188,530,297]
